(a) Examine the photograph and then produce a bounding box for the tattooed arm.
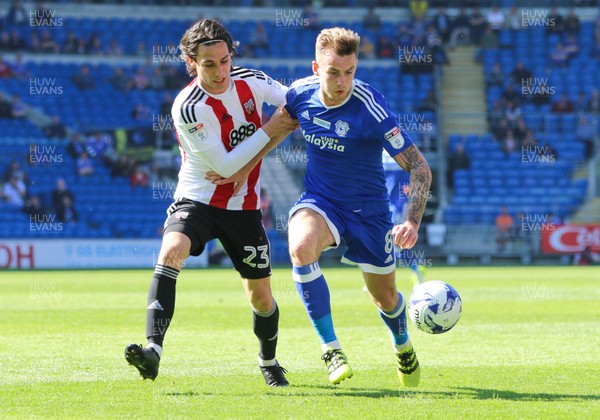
[392,144,432,249]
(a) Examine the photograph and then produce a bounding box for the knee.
[289,240,319,266]
[370,288,398,312]
[158,235,190,268]
[249,286,273,312]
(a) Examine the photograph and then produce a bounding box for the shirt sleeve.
[260,71,288,107]
[284,86,297,119]
[241,69,287,107]
[364,87,413,157]
[378,123,414,158]
[175,105,270,178]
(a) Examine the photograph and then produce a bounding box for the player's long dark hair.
[179,19,239,77]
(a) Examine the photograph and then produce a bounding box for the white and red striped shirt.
[172,67,287,210]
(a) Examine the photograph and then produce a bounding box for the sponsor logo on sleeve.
[188,123,208,141]
[385,126,404,149]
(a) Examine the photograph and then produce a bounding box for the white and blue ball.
[408,280,462,334]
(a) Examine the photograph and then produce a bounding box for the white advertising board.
[0,239,208,269]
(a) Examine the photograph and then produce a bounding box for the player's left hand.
[205,170,248,196]
[393,221,419,250]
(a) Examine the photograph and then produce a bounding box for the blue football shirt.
[285,76,413,213]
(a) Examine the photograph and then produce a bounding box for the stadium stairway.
[441,46,487,136]
[570,197,600,224]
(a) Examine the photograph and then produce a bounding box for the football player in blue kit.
[285,27,432,387]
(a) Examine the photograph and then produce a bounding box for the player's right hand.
[262,106,299,139]
[393,221,419,250]
[206,170,248,196]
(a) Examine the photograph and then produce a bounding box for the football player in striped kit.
[125,19,297,387]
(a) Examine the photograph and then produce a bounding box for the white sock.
[394,337,411,353]
[259,357,276,367]
[322,340,341,353]
[147,343,162,358]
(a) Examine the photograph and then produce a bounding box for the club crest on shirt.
[385,126,405,149]
[335,120,350,137]
[188,123,208,141]
[243,98,255,115]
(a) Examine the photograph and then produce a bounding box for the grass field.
[2,266,599,419]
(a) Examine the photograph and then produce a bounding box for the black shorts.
[163,198,271,279]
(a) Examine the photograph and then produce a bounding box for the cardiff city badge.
[335,120,350,137]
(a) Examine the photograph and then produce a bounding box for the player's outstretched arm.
[205,133,290,195]
[206,107,298,195]
[261,106,299,143]
[392,144,432,249]
[200,107,297,179]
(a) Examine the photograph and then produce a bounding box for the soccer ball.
[408,280,462,334]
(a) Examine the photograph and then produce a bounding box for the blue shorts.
[289,193,395,274]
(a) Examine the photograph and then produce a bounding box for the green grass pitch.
[2,266,599,419]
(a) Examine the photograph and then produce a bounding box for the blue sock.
[379,292,409,346]
[293,262,338,347]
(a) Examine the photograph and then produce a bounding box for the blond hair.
[315,27,360,59]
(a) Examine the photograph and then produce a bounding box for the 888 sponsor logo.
[229,123,257,148]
